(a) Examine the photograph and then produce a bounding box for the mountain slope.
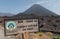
[14,4,57,17]
[23,4,57,16]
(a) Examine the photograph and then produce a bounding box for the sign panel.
[4,19,38,36]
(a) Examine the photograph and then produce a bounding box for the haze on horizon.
[0,0,60,15]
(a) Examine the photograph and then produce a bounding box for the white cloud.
[36,1,60,4]
[36,0,60,8]
[25,3,36,9]
[36,1,49,4]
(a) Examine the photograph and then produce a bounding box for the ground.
[0,26,5,39]
[0,26,60,39]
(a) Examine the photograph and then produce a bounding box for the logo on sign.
[6,21,16,31]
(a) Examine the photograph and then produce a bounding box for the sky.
[0,0,60,15]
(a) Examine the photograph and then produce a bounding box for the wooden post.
[23,32,29,39]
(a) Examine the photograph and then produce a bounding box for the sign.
[4,19,38,36]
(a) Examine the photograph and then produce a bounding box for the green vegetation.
[53,37,60,39]
[46,32,53,37]
[35,32,60,39]
[53,36,60,39]
[37,32,43,36]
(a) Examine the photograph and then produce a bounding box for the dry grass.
[29,32,53,39]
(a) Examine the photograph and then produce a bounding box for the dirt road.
[0,27,16,39]
[0,28,5,39]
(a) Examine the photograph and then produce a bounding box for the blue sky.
[0,0,60,15]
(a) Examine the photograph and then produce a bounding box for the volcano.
[14,4,57,17]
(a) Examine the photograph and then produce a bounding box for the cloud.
[36,0,60,7]
[36,1,49,4]
[37,0,60,4]
[25,3,36,9]
[35,0,60,15]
